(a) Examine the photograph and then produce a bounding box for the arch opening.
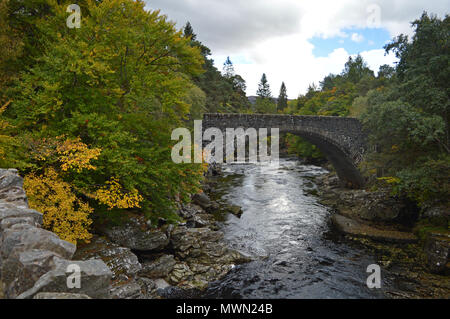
[285,130,365,188]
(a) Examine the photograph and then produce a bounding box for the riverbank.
[72,164,252,299]
[312,169,449,298]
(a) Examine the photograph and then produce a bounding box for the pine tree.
[223,56,235,78]
[256,73,272,99]
[277,82,288,111]
[183,22,197,41]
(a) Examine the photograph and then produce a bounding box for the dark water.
[202,158,392,299]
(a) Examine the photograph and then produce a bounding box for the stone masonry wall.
[203,113,367,187]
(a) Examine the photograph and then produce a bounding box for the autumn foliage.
[0,0,206,244]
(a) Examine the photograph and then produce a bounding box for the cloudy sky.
[144,0,449,98]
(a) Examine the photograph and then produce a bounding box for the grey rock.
[0,202,43,227]
[169,226,251,289]
[100,216,169,252]
[139,254,176,279]
[110,281,142,299]
[1,217,39,232]
[17,257,112,299]
[167,263,194,285]
[74,236,141,280]
[153,278,171,290]
[179,203,203,219]
[192,193,212,210]
[2,249,58,298]
[191,213,215,228]
[0,169,28,207]
[422,206,449,219]
[424,235,449,274]
[1,226,76,261]
[227,205,243,218]
[33,292,91,299]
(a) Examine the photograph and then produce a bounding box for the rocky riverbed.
[312,170,449,298]
[73,164,252,299]
[1,161,448,299]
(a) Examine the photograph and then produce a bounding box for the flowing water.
[201,158,393,299]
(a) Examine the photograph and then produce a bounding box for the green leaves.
[4,0,207,219]
[360,13,449,207]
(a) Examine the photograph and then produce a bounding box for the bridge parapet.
[203,113,367,188]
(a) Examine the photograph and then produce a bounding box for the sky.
[144,0,449,98]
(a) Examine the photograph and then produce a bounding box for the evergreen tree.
[277,82,288,111]
[183,22,197,41]
[183,25,250,113]
[256,73,272,99]
[223,56,235,78]
[342,54,374,84]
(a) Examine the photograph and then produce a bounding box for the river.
[201,158,392,299]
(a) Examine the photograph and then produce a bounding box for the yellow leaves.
[30,136,101,173]
[377,176,401,185]
[24,168,93,244]
[95,178,143,210]
[56,137,101,172]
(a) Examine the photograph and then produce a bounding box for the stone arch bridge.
[203,113,367,188]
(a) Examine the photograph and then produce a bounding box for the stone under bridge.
[203,113,368,188]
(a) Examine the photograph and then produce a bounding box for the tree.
[277,82,288,111]
[384,12,449,151]
[378,64,395,79]
[184,25,250,113]
[183,22,197,41]
[223,56,235,78]
[255,98,276,114]
[359,12,450,207]
[256,73,272,99]
[342,54,374,84]
[4,0,207,243]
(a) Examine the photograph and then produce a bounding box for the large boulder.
[1,217,40,232]
[0,202,43,229]
[191,193,212,210]
[0,169,28,207]
[74,236,141,281]
[191,193,220,213]
[1,249,59,298]
[138,254,176,279]
[99,216,169,252]
[17,257,112,299]
[168,226,251,289]
[1,225,76,261]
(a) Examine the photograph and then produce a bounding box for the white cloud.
[144,0,449,98]
[351,33,365,43]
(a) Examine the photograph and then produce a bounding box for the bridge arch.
[203,113,367,188]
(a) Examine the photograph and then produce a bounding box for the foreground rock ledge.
[0,169,112,299]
